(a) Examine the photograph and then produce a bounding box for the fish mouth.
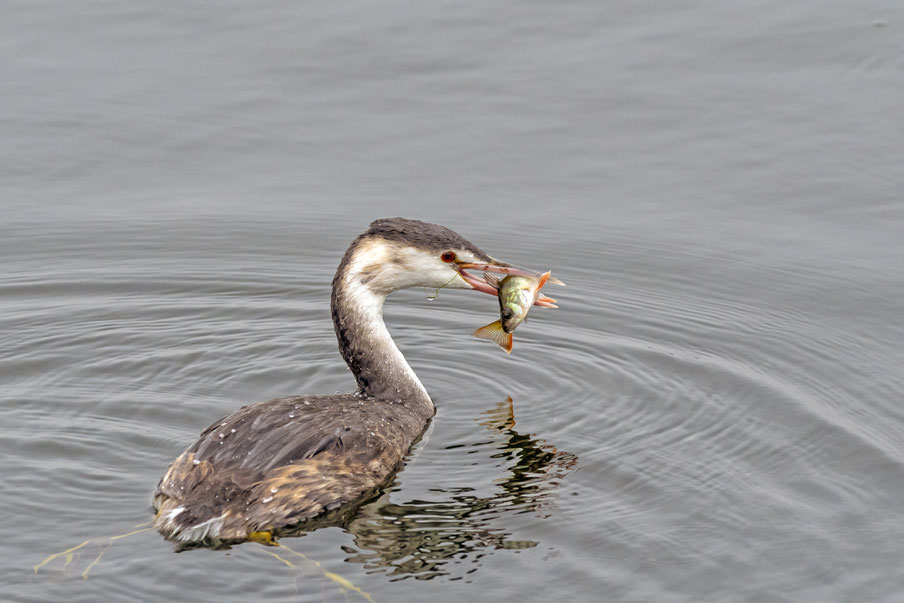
[456,259,565,298]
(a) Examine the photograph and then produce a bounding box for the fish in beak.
[455,259,564,306]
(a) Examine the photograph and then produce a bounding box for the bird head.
[339,217,546,296]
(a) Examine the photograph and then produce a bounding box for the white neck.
[331,261,434,414]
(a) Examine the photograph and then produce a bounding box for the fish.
[472,271,557,354]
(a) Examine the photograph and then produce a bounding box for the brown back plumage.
[154,394,431,543]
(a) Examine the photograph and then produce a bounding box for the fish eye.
[502,308,515,320]
[440,251,456,263]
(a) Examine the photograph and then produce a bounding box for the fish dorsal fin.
[472,320,514,354]
[483,273,501,288]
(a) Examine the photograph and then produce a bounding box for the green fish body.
[472,272,552,354]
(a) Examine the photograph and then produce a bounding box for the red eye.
[441,251,456,263]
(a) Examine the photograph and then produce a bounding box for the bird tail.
[153,496,229,544]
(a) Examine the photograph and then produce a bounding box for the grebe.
[153,218,547,544]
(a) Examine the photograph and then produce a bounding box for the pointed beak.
[456,258,565,296]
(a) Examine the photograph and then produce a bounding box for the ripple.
[7,216,904,599]
[339,397,577,581]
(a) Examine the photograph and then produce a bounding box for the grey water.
[3,1,904,601]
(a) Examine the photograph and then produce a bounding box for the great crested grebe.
[153,218,549,544]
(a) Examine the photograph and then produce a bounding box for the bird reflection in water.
[335,397,577,581]
[33,396,575,586]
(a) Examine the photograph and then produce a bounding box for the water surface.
[3,1,904,601]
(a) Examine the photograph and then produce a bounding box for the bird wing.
[154,395,425,540]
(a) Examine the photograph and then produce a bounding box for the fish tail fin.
[472,320,514,354]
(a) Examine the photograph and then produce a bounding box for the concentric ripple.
[6,218,904,601]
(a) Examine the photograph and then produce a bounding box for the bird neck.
[331,264,434,413]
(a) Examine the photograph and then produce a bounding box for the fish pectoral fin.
[472,321,514,354]
[533,273,557,308]
[536,271,551,290]
[535,296,558,308]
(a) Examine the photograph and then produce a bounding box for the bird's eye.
[441,251,456,263]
